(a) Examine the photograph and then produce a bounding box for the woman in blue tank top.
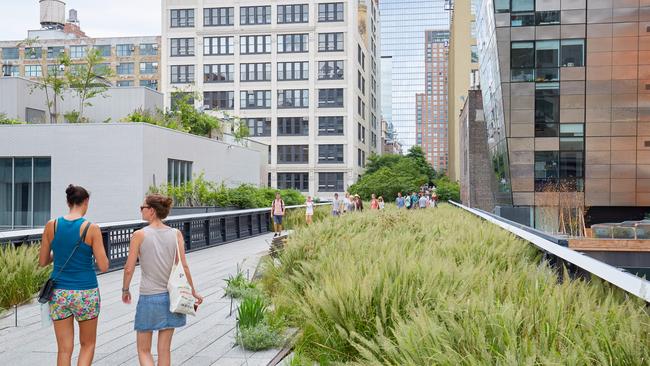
[39,185,109,366]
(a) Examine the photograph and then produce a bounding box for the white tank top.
[138,226,178,295]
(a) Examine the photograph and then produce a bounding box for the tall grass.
[0,244,51,310]
[281,205,331,230]
[263,205,650,365]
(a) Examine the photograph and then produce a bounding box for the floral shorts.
[49,288,100,321]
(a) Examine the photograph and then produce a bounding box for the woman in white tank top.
[121,194,203,366]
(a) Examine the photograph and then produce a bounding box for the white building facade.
[161,0,381,198]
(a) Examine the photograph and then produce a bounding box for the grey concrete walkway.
[0,233,278,365]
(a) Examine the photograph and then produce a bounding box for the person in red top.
[271,192,285,237]
[370,194,379,210]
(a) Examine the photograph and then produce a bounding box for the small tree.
[170,91,221,137]
[66,48,113,122]
[231,117,250,145]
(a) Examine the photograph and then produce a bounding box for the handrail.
[449,201,650,303]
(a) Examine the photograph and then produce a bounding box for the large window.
[561,39,584,67]
[277,173,309,191]
[25,65,42,77]
[318,172,344,192]
[278,61,309,81]
[25,47,42,59]
[510,41,534,82]
[278,34,309,53]
[204,7,234,26]
[536,11,560,26]
[170,38,195,56]
[140,62,157,75]
[535,83,559,137]
[318,32,344,52]
[70,45,87,59]
[167,159,193,187]
[240,63,271,81]
[512,39,584,81]
[318,116,344,135]
[116,80,134,87]
[278,89,309,108]
[47,46,65,59]
[318,3,344,22]
[116,63,134,75]
[277,145,309,164]
[204,36,234,55]
[116,44,134,57]
[318,60,344,80]
[241,90,272,109]
[204,64,234,83]
[240,35,271,54]
[241,6,271,25]
[94,45,111,57]
[204,91,234,110]
[318,144,344,164]
[246,118,271,137]
[534,151,584,192]
[278,4,309,24]
[170,65,194,83]
[318,88,344,107]
[140,79,158,90]
[2,48,19,59]
[140,43,158,56]
[278,117,308,136]
[0,157,51,229]
[560,124,584,151]
[170,9,194,27]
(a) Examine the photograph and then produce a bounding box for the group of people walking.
[39,185,202,366]
[395,190,439,210]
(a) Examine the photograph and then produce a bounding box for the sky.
[2,0,161,40]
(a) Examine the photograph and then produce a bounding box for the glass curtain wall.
[0,157,51,230]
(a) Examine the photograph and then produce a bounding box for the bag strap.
[173,229,183,266]
[51,221,91,282]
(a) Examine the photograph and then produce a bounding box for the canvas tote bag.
[167,231,196,316]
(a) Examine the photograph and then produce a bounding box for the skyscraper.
[379,0,449,149]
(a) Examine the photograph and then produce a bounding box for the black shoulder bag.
[38,221,91,304]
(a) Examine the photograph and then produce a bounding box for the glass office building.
[379,0,449,148]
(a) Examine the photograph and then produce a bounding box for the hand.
[192,290,203,305]
[122,290,131,304]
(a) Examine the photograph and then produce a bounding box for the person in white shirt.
[305,196,314,225]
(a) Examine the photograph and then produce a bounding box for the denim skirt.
[134,292,186,332]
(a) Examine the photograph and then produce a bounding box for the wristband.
[122,288,130,292]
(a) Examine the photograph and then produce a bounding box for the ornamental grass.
[263,205,649,365]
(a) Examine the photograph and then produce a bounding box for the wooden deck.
[0,233,280,365]
[568,238,650,252]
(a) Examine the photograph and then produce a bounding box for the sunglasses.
[140,205,151,211]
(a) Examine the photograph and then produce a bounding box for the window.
[561,39,584,67]
[278,61,309,81]
[171,9,194,27]
[357,148,365,167]
[116,80,133,87]
[116,44,134,57]
[357,123,366,143]
[47,46,65,59]
[204,64,234,83]
[278,34,309,53]
[26,108,45,123]
[240,35,271,54]
[70,45,87,59]
[204,36,234,55]
[277,173,309,191]
[510,41,534,82]
[245,118,271,137]
[140,79,158,90]
[240,6,271,25]
[535,152,559,191]
[167,159,193,187]
[278,4,309,24]
[278,89,309,108]
[0,157,51,229]
[170,38,195,56]
[535,83,559,137]
[536,11,560,25]
[116,63,134,75]
[318,32,344,52]
[240,63,271,81]
[511,0,534,12]
[204,7,234,26]
[318,88,344,107]
[93,45,111,57]
[240,90,272,109]
[277,145,309,164]
[2,48,19,59]
[25,65,42,77]
[170,65,194,83]
[318,172,344,192]
[318,116,344,135]
[536,40,559,69]
[357,71,365,95]
[204,91,234,110]
[25,47,42,59]
[471,45,478,63]
[559,151,584,191]
[318,60,344,80]
[140,43,158,56]
[357,45,365,69]
[140,62,157,74]
[318,144,344,164]
[357,97,366,118]
[278,117,308,136]
[511,12,534,27]
[494,0,510,12]
[560,124,584,151]
[318,3,344,22]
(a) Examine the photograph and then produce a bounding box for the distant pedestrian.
[418,192,427,209]
[332,193,342,217]
[432,190,438,208]
[370,194,379,210]
[271,192,285,237]
[305,196,314,225]
[396,192,405,209]
[410,192,419,210]
[343,192,352,214]
[355,194,364,211]
[378,196,385,210]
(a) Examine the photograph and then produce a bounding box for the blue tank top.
[51,217,98,290]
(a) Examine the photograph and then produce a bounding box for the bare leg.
[156,329,175,366]
[77,317,98,366]
[53,317,74,366]
[137,331,155,366]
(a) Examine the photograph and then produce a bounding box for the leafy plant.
[63,110,85,123]
[235,323,283,351]
[433,176,460,202]
[0,113,24,125]
[224,271,261,299]
[237,295,267,329]
[66,48,113,122]
[0,244,51,310]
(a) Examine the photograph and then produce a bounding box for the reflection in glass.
[0,158,11,228]
[14,158,32,228]
[561,39,584,67]
[33,158,51,226]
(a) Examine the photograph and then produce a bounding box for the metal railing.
[449,201,650,304]
[0,204,326,271]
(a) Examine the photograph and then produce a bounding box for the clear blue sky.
[2,0,161,40]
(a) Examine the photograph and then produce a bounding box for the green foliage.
[264,206,650,364]
[235,323,284,351]
[63,110,86,123]
[237,295,267,329]
[406,145,438,183]
[224,270,261,299]
[231,117,250,143]
[283,205,331,230]
[349,159,428,201]
[66,48,113,122]
[0,113,24,125]
[434,176,461,202]
[122,108,187,132]
[0,245,51,309]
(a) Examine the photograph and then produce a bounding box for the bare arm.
[121,230,144,304]
[39,220,55,267]
[89,224,109,272]
[176,230,203,304]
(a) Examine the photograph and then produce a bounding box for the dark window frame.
[318,2,344,22]
[240,6,272,25]
[318,32,344,52]
[318,88,344,108]
[318,116,344,135]
[204,63,234,83]
[170,38,195,57]
[240,90,272,109]
[203,91,234,110]
[318,144,344,164]
[278,61,309,81]
[278,89,309,108]
[318,60,344,80]
[278,117,309,136]
[278,4,309,24]
[240,62,272,82]
[204,7,234,26]
[170,65,195,84]
[277,145,309,164]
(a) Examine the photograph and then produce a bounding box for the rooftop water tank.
[40,0,66,29]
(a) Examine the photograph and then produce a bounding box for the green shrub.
[264,205,650,364]
[434,176,460,202]
[0,113,25,125]
[235,322,283,351]
[224,271,262,299]
[0,244,51,310]
[237,295,267,329]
